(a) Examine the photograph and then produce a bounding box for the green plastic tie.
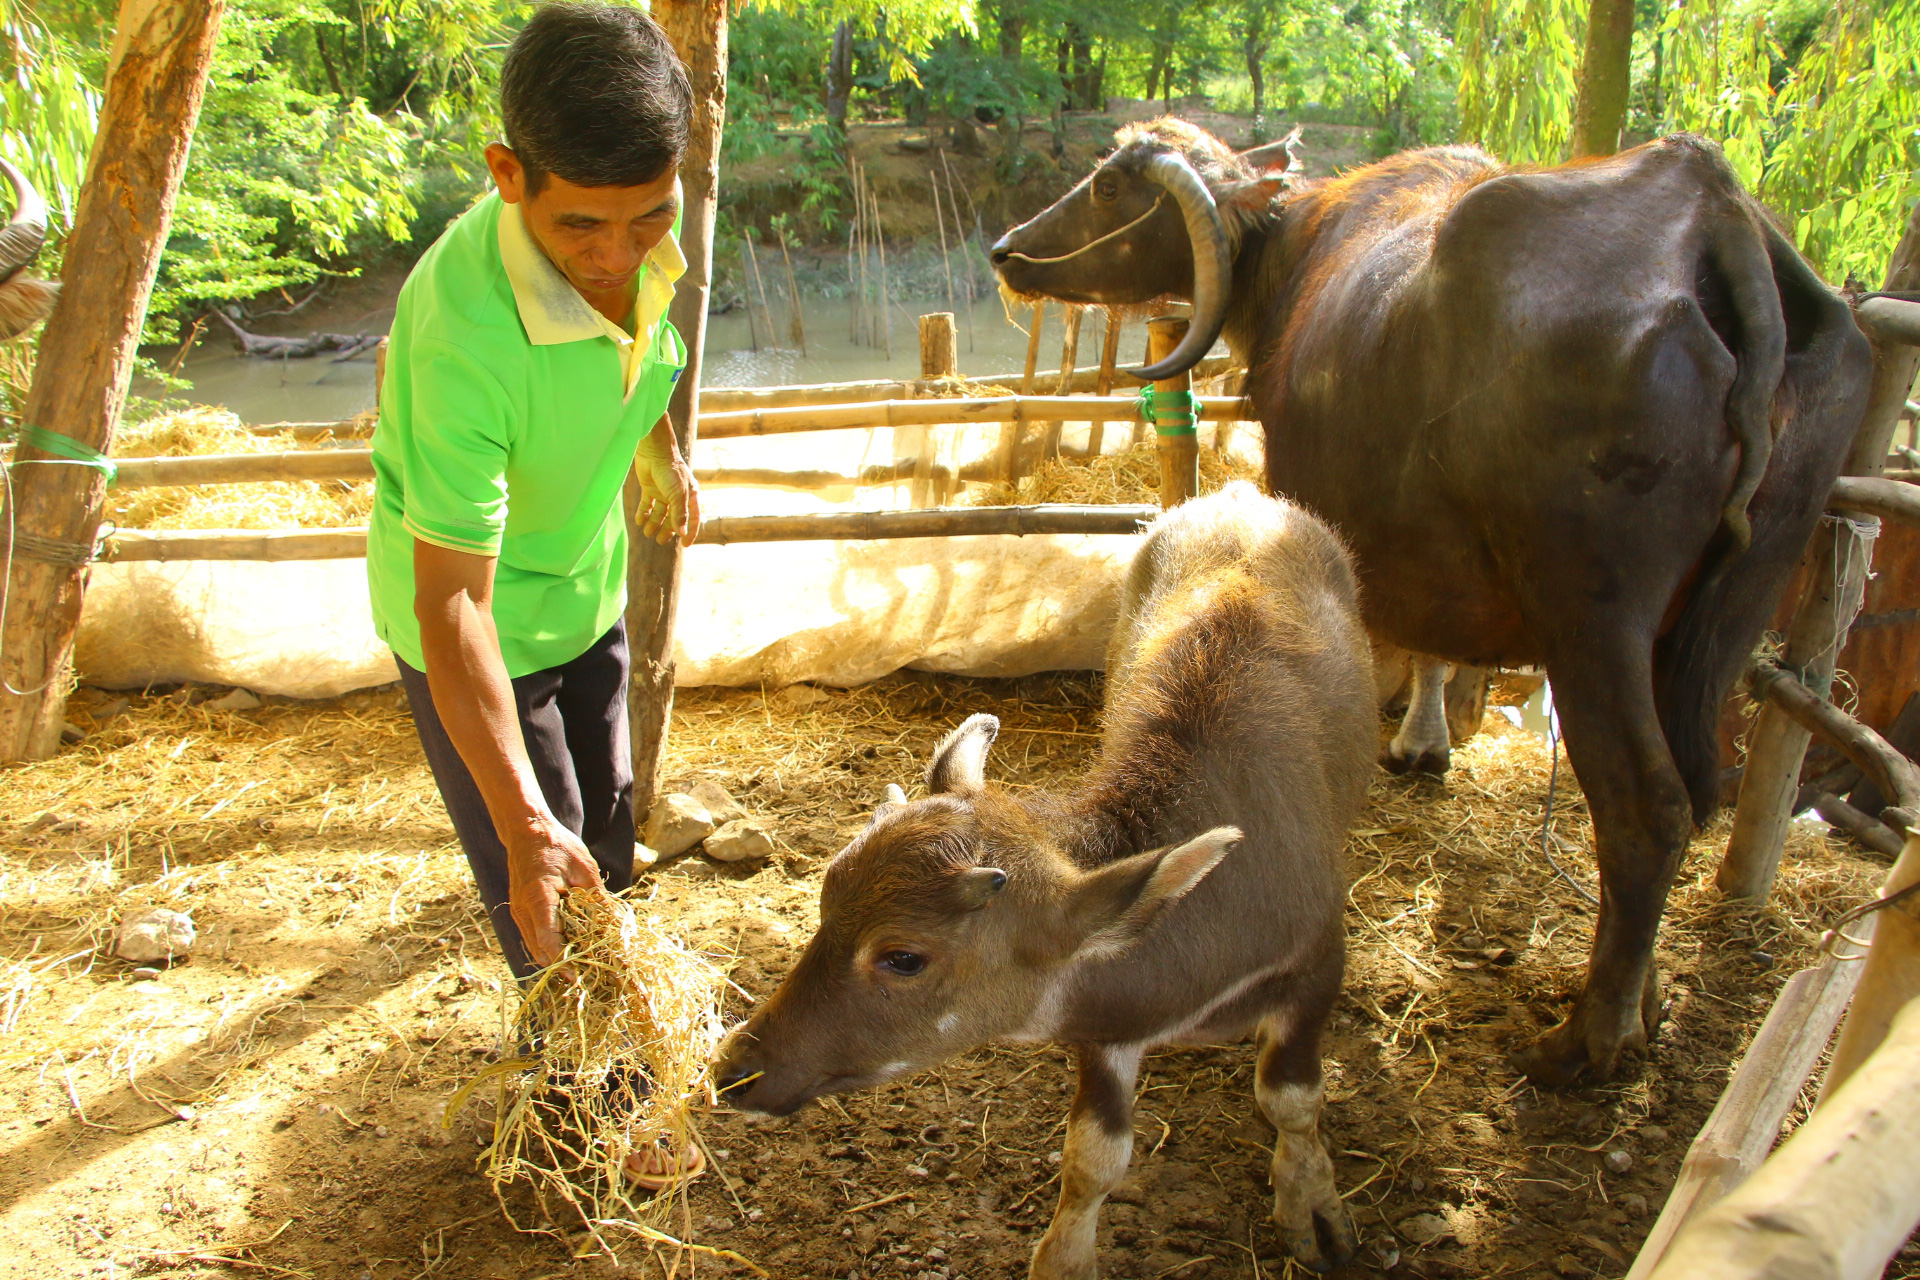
[1138,386,1198,438]
[16,425,117,485]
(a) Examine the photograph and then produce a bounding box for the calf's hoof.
[1380,742,1449,776]
[1276,1186,1358,1273]
[1029,1229,1096,1280]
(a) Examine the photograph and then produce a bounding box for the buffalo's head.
[0,157,57,341]
[990,119,1300,380]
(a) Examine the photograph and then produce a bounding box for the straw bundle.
[108,406,374,530]
[971,435,1261,507]
[449,882,731,1261]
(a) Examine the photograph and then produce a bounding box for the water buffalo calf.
[717,482,1377,1276]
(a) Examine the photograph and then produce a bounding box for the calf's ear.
[1067,826,1242,958]
[927,714,999,795]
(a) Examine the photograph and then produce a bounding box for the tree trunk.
[1569,0,1635,158]
[825,19,852,134]
[626,0,728,817]
[1244,10,1269,139]
[0,0,225,763]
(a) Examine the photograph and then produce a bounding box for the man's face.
[485,143,679,306]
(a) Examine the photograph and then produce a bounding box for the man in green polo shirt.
[367,2,700,1185]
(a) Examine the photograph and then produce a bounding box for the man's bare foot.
[624,1139,705,1191]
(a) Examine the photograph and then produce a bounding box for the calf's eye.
[878,950,927,976]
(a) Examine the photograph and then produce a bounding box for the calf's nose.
[714,1063,756,1097]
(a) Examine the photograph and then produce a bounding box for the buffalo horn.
[1132,152,1232,381]
[0,157,49,282]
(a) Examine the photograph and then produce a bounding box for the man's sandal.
[624,1138,706,1192]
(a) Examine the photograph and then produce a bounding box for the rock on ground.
[115,908,196,963]
[644,794,715,859]
[689,780,748,826]
[706,820,775,864]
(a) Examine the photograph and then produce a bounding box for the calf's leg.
[1384,656,1452,775]
[1512,639,1692,1087]
[1256,1001,1355,1272]
[1031,1043,1143,1280]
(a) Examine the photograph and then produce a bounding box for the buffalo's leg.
[1384,656,1452,774]
[1512,640,1691,1086]
[1256,1001,1355,1272]
[1443,664,1491,744]
[1031,1043,1143,1280]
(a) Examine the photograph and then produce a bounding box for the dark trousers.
[396,620,635,980]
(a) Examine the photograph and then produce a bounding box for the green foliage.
[1455,0,1583,165]
[0,0,107,219]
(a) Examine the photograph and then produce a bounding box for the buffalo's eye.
[878,950,927,976]
[1096,179,1118,201]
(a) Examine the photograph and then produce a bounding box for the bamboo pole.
[872,177,893,362]
[628,0,729,815]
[1830,474,1920,526]
[854,162,871,347]
[1148,317,1199,507]
[112,449,374,488]
[99,504,1158,561]
[778,227,806,356]
[695,503,1158,544]
[744,235,777,350]
[1002,301,1046,485]
[697,353,1239,411]
[698,394,1252,440]
[1822,835,1920,1100]
[741,242,761,351]
[939,151,978,353]
[1748,660,1920,830]
[1644,995,1920,1280]
[1088,309,1122,457]
[846,222,859,345]
[1720,202,1920,901]
[0,0,226,761]
[1046,306,1084,460]
[931,168,957,324]
[1624,941,1870,1279]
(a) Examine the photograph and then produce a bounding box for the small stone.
[1639,1124,1670,1145]
[1553,1254,1585,1277]
[672,859,719,880]
[207,688,262,711]
[634,842,662,867]
[1373,1242,1401,1270]
[907,1165,929,1177]
[418,1131,452,1149]
[1398,1212,1451,1246]
[1604,1149,1633,1174]
[1749,949,1775,969]
[115,908,195,963]
[777,683,832,707]
[1408,1176,1426,1193]
[129,967,162,981]
[706,819,774,863]
[703,1216,734,1232]
[746,1208,764,1222]
[689,779,748,825]
[643,793,715,858]
[374,1125,389,1138]
[1620,1193,1649,1218]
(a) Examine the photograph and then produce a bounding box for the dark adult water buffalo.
[0,158,57,341]
[990,119,1874,1085]
[719,484,1377,1275]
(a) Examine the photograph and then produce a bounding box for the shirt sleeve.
[399,337,513,557]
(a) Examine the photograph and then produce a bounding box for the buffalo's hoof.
[1276,1187,1358,1274]
[1381,744,1450,776]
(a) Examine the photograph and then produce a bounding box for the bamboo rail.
[1829,474,1920,526]
[697,394,1252,441]
[1748,659,1920,834]
[1856,296,1920,348]
[96,504,1161,562]
[114,449,375,488]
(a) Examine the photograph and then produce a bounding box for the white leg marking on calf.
[1255,1016,1352,1268]
[1389,655,1452,769]
[1031,1043,1143,1280]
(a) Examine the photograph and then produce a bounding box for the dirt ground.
[1,671,1913,1280]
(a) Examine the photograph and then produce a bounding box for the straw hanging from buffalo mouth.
[997,193,1169,267]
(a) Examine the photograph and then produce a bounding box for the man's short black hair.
[500,2,692,196]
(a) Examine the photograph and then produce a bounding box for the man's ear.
[1067,827,1242,958]
[928,714,999,795]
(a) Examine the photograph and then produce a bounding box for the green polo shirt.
[367,192,686,676]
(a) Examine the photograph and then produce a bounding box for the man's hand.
[634,415,701,547]
[505,814,603,967]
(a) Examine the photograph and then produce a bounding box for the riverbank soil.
[2,673,1913,1278]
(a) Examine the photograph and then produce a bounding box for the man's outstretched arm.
[413,538,599,965]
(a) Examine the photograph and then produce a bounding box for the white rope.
[997,194,1167,266]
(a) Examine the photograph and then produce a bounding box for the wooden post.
[1644,996,1920,1280]
[626,0,727,816]
[740,242,760,351]
[0,0,225,762]
[1821,834,1920,1100]
[912,313,958,507]
[999,300,1044,484]
[1088,310,1121,458]
[1148,316,1199,507]
[1720,199,1920,899]
[778,227,806,355]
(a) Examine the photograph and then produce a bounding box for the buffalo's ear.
[871,782,910,825]
[927,714,999,795]
[1066,827,1242,957]
[1218,176,1286,217]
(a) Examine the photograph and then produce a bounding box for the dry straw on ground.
[971,434,1261,507]
[446,881,735,1267]
[108,405,374,530]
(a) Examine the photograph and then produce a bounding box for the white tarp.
[74,533,1133,697]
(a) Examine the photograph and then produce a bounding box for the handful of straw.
[447,883,727,1253]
